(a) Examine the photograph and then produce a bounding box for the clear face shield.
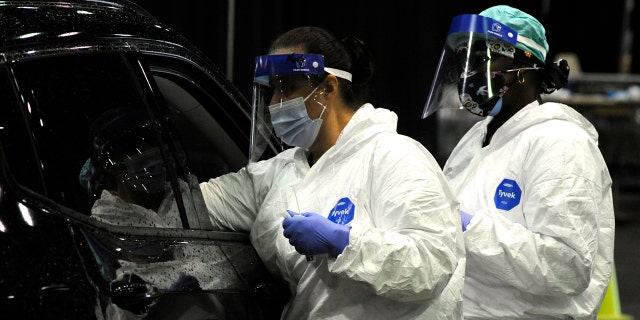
[422,14,522,118]
[249,53,328,161]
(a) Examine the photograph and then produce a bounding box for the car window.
[0,67,43,194]
[1,53,148,215]
[150,74,245,180]
[0,51,251,231]
[143,53,282,168]
[0,3,290,318]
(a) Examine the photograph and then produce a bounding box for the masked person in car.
[421,5,614,319]
[200,26,465,319]
[80,107,211,229]
[80,108,223,319]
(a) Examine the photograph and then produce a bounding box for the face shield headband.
[249,53,351,160]
[422,13,546,119]
[254,53,352,86]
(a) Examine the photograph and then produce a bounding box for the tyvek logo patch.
[328,197,355,225]
[494,179,521,210]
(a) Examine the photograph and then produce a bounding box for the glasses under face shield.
[422,13,521,118]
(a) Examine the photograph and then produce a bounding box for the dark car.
[0,0,288,319]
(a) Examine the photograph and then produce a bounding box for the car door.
[0,47,287,319]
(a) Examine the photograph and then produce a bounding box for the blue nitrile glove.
[282,210,351,258]
[460,210,474,232]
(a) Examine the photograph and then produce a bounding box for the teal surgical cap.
[479,5,548,64]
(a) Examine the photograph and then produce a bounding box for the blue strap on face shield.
[254,53,326,86]
[446,14,518,49]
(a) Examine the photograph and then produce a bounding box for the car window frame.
[0,45,259,234]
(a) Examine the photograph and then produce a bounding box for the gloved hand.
[282,210,351,258]
[460,210,474,232]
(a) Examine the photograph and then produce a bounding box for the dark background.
[128,1,640,317]
[129,0,638,153]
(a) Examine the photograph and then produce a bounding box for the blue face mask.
[268,86,326,149]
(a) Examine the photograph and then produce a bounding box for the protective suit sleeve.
[329,137,463,303]
[200,159,281,232]
[464,123,613,296]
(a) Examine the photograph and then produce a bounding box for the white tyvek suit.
[201,104,465,319]
[444,101,614,319]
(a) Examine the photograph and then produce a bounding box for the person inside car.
[79,107,211,229]
[80,108,227,319]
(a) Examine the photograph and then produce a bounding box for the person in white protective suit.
[200,26,466,319]
[422,5,615,319]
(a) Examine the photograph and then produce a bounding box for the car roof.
[0,0,199,59]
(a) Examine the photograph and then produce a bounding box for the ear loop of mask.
[314,87,330,123]
[487,68,533,117]
[308,86,328,120]
[303,85,320,103]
